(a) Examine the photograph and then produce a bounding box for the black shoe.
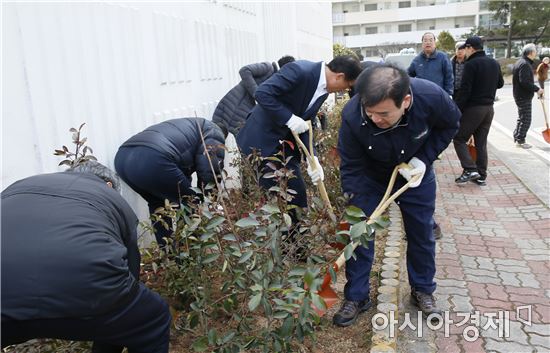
[433,223,443,240]
[471,177,486,186]
[411,290,442,320]
[332,299,372,327]
[455,170,480,184]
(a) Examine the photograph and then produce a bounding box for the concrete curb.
[370,203,403,353]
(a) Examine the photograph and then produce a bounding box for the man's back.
[456,51,503,110]
[1,172,139,321]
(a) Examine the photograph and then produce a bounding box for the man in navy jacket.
[1,161,171,352]
[237,56,361,211]
[408,32,454,96]
[335,64,460,327]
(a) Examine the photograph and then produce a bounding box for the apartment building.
[333,0,502,58]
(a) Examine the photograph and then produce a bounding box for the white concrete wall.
[2,1,333,223]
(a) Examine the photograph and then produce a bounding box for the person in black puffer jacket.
[115,118,227,246]
[1,161,171,353]
[212,56,295,136]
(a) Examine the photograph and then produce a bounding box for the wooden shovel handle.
[291,127,336,221]
[333,163,419,270]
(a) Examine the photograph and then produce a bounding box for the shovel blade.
[468,144,477,161]
[314,264,341,317]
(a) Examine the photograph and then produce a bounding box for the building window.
[365,27,378,34]
[429,25,435,30]
[344,33,349,36]
[399,1,411,8]
[364,4,377,11]
[398,24,412,32]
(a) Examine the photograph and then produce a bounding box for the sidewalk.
[396,146,550,353]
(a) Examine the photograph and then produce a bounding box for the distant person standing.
[407,32,454,96]
[512,43,544,149]
[453,36,504,186]
[451,41,467,100]
[536,56,549,90]
[407,32,450,240]
[212,56,295,136]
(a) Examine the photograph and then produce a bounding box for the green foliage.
[488,1,550,45]
[53,123,97,167]
[139,146,375,353]
[333,43,360,59]
[437,31,456,54]
[15,101,389,352]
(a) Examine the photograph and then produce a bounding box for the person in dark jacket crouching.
[453,36,504,186]
[1,161,171,353]
[334,64,460,327]
[115,117,227,246]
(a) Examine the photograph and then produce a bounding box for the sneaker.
[433,223,443,240]
[332,299,372,327]
[411,290,442,320]
[455,170,481,184]
[516,142,532,149]
[471,177,487,186]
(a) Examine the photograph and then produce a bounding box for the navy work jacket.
[338,78,460,208]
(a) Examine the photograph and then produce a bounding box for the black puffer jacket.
[1,172,140,321]
[212,62,277,136]
[513,56,540,101]
[120,118,225,184]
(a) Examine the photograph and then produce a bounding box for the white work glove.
[285,115,309,134]
[307,156,324,185]
[398,157,426,188]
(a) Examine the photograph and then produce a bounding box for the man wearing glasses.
[408,32,454,97]
[334,64,460,327]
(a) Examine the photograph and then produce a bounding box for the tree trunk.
[507,19,515,58]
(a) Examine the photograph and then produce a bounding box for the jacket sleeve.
[338,114,370,213]
[456,61,474,111]
[407,59,417,77]
[116,197,141,280]
[239,62,272,97]
[415,93,461,166]
[254,63,303,126]
[443,56,454,95]
[497,67,504,89]
[518,62,540,92]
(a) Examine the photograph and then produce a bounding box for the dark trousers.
[453,105,494,179]
[344,170,437,301]
[2,284,171,353]
[115,146,193,246]
[513,98,533,144]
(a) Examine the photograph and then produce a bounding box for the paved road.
[490,85,550,206]
[396,143,550,353]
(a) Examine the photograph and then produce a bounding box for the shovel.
[539,95,550,144]
[315,163,421,316]
[467,136,477,162]
[291,124,337,222]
